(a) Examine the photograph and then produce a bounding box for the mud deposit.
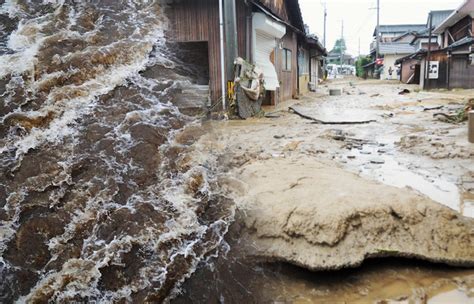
[0,1,232,302]
[171,79,474,303]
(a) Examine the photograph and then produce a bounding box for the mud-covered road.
[173,79,474,303]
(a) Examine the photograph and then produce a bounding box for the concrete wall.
[381,55,402,80]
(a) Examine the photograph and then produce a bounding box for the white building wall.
[381,55,400,80]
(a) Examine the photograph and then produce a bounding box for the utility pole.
[375,0,380,62]
[224,0,238,82]
[340,20,344,74]
[323,3,327,48]
[358,37,361,58]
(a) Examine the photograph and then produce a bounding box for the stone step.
[173,85,210,116]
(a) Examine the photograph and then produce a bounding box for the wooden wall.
[167,0,221,103]
[450,54,474,89]
[448,16,472,43]
[167,0,302,105]
[168,0,252,105]
[276,29,298,101]
[258,0,290,22]
[424,52,448,90]
[400,59,419,84]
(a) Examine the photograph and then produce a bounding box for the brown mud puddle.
[173,221,474,304]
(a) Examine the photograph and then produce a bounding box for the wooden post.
[469,111,474,143]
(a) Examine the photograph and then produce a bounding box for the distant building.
[395,10,453,84]
[326,51,354,66]
[365,24,427,80]
[421,1,474,89]
[395,2,474,89]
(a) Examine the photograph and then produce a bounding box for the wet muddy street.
[173,79,474,303]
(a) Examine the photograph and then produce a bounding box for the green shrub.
[355,56,372,77]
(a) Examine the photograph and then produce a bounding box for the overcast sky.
[299,0,463,56]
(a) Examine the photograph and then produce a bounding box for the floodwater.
[0,1,232,302]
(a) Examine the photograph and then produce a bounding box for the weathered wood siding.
[236,0,251,58]
[258,0,290,22]
[276,29,298,101]
[167,0,221,103]
[400,59,419,84]
[448,16,472,43]
[450,54,474,89]
[168,0,252,104]
[424,52,448,90]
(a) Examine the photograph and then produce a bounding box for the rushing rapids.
[0,1,233,302]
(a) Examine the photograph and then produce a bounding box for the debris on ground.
[370,93,380,97]
[283,141,303,151]
[265,112,281,118]
[370,158,385,164]
[323,129,377,150]
[232,57,265,119]
[398,89,411,95]
[289,107,377,125]
[433,99,474,123]
[423,106,444,111]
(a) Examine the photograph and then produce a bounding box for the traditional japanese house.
[420,0,474,89]
[165,0,326,109]
[395,10,453,85]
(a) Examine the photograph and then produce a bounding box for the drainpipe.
[224,0,238,82]
[219,0,226,111]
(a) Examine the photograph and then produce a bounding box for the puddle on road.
[347,147,460,208]
[340,142,472,218]
[174,251,474,304]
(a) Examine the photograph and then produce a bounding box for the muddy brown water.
[172,220,474,304]
[0,1,232,302]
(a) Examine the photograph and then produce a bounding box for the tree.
[330,39,347,54]
[355,56,372,78]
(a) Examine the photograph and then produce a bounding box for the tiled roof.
[379,43,417,55]
[448,36,474,49]
[374,24,426,36]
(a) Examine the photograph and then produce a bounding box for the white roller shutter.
[255,31,279,91]
[252,13,286,92]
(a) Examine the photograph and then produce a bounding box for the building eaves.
[373,24,426,37]
[434,0,474,34]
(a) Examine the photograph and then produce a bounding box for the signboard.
[428,61,439,79]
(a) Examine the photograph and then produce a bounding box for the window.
[298,49,309,75]
[282,48,292,71]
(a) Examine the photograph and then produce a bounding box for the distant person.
[388,66,393,79]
